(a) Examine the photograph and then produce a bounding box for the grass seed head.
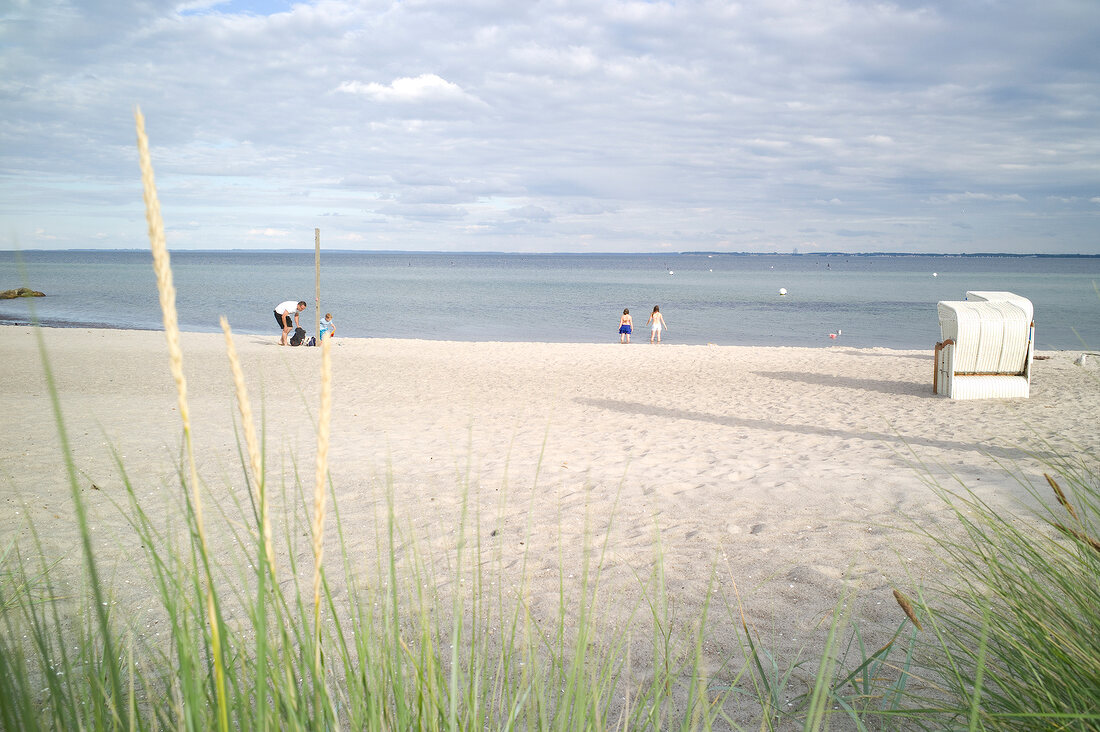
[892,589,923,631]
[1045,473,1079,522]
[1050,522,1100,554]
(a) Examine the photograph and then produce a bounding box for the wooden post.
[314,228,321,340]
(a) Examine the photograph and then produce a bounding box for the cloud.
[1,0,1099,253]
[927,192,1028,204]
[507,204,553,222]
[337,74,482,105]
[569,201,616,215]
[373,202,470,221]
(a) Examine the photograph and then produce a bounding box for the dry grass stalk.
[136,107,229,732]
[219,317,276,579]
[892,589,923,631]
[1050,522,1100,554]
[1045,473,1079,522]
[312,336,333,675]
[135,107,201,518]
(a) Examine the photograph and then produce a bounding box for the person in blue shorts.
[618,308,633,343]
[320,312,336,340]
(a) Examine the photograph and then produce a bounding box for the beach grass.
[899,459,1100,730]
[2,113,1098,730]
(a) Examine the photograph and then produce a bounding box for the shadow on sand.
[575,397,1038,461]
[753,370,933,397]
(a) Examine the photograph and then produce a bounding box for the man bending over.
[274,300,307,346]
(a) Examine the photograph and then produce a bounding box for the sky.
[2,0,1099,254]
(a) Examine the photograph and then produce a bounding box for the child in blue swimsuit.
[618,308,632,343]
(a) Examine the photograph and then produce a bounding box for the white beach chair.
[964,291,1034,324]
[934,295,1034,399]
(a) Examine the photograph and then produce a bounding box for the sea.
[1,251,1098,350]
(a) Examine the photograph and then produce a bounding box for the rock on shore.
[0,288,45,299]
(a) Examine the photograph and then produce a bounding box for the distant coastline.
[3,249,1100,258]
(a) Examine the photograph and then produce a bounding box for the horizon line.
[4,248,1100,258]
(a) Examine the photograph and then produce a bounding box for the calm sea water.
[1,251,1098,350]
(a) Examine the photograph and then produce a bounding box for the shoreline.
[1,319,1091,355]
[2,324,1097,702]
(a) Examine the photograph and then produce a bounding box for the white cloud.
[509,44,600,75]
[337,74,481,105]
[748,139,791,151]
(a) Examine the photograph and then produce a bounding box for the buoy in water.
[829,333,837,339]
[932,272,938,277]
[779,288,788,296]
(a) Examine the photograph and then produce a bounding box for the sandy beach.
[2,324,1097,709]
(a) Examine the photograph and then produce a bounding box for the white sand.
[2,325,1097,706]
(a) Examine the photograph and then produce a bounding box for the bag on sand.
[289,327,306,346]
[306,336,317,347]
